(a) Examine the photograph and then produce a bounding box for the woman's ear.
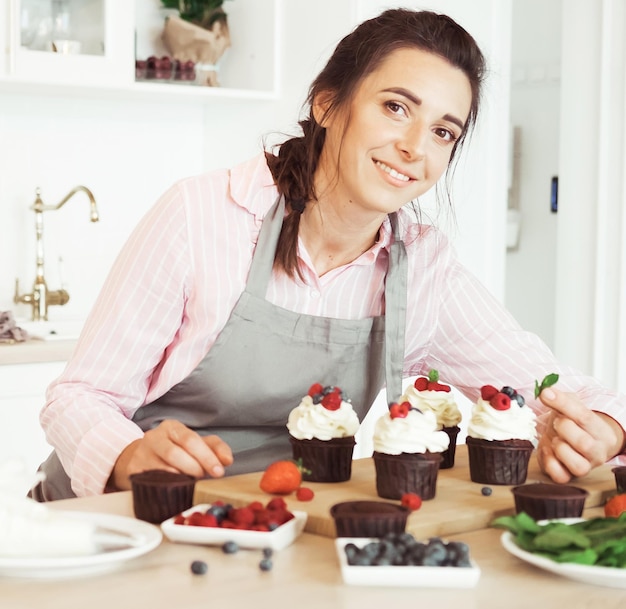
[312,90,335,127]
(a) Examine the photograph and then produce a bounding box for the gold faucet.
[14,186,99,321]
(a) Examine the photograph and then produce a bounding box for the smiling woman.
[30,8,626,502]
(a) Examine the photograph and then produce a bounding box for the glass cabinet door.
[4,0,134,86]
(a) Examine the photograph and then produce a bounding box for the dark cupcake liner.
[330,500,409,538]
[289,436,355,482]
[440,425,460,469]
[613,466,626,494]
[466,436,533,485]
[511,482,588,520]
[130,469,196,524]
[372,450,442,500]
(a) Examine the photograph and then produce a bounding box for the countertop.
[0,339,76,365]
[0,474,624,608]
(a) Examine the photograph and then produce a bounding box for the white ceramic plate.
[500,519,626,589]
[0,512,162,580]
[161,504,307,551]
[335,538,481,588]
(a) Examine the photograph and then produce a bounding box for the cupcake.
[466,384,536,485]
[511,483,588,520]
[330,500,409,538]
[372,400,449,500]
[129,469,196,524]
[287,383,360,483]
[401,369,461,469]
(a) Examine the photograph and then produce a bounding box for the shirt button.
[310,289,320,298]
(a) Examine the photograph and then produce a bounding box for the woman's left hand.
[537,387,625,483]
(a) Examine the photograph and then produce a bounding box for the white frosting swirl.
[467,398,537,442]
[287,395,360,440]
[402,385,462,428]
[373,408,450,455]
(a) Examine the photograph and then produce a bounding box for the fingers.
[537,387,617,480]
[153,421,233,478]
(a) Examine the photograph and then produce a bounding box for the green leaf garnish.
[428,369,439,382]
[492,512,626,567]
[534,373,559,398]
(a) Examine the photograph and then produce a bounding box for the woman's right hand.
[109,419,234,491]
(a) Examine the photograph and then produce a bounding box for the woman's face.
[315,47,472,217]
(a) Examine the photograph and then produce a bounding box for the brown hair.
[266,9,486,278]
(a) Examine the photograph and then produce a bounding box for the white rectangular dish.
[335,537,481,588]
[161,504,307,551]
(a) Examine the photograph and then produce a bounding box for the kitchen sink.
[18,319,85,341]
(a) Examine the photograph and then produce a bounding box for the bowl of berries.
[335,532,481,587]
[161,499,307,551]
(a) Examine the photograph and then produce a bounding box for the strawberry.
[308,382,324,397]
[321,392,342,410]
[296,487,315,501]
[389,401,411,419]
[490,392,511,410]
[414,377,429,391]
[481,385,499,400]
[400,492,422,511]
[604,493,626,518]
[260,460,302,494]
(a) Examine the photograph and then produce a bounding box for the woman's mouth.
[374,160,412,182]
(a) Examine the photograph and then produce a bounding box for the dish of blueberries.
[161,502,308,551]
[335,533,481,587]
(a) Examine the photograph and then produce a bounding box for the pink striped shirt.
[42,154,626,496]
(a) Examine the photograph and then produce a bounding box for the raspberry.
[400,492,422,511]
[296,487,314,501]
[308,382,324,397]
[480,385,499,400]
[187,511,218,527]
[228,507,255,527]
[414,377,429,391]
[173,514,186,525]
[389,401,410,419]
[248,501,264,511]
[321,392,342,410]
[490,392,511,411]
[266,497,287,511]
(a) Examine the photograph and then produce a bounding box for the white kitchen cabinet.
[0,0,279,100]
[0,361,65,483]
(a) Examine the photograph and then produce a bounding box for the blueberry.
[190,560,208,575]
[262,547,273,559]
[514,394,526,407]
[501,386,516,397]
[481,486,493,496]
[222,540,239,554]
[259,558,273,571]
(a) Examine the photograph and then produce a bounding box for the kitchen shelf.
[0,0,280,103]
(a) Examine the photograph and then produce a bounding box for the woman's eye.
[434,127,457,142]
[385,101,406,116]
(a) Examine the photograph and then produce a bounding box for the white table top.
[0,490,624,609]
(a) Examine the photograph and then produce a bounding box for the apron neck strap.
[246,194,407,401]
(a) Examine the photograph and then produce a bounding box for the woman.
[33,9,625,500]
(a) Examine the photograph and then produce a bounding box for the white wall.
[505,0,561,351]
[0,0,511,332]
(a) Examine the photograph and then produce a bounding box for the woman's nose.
[398,121,427,160]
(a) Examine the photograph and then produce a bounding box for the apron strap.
[246,194,407,401]
[384,212,407,402]
[245,195,286,297]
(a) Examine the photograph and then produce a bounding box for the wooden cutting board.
[193,445,618,540]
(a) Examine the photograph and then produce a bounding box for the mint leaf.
[534,373,559,398]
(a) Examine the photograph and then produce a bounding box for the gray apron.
[31,196,407,500]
